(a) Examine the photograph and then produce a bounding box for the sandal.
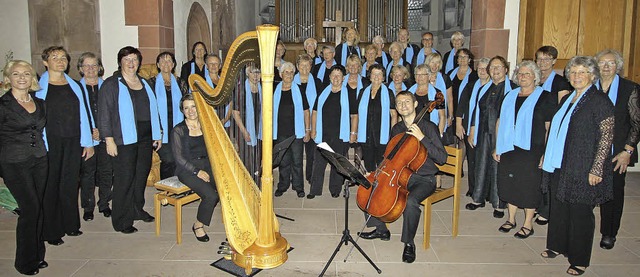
[566,265,586,276]
[535,216,549,225]
[514,226,534,239]
[498,221,517,233]
[540,249,559,259]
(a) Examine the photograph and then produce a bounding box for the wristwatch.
[625,149,634,155]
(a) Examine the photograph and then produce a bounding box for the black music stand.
[316,144,381,276]
[269,135,296,222]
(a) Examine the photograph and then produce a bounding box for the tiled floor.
[1,169,639,276]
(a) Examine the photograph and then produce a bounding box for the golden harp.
[187,25,288,274]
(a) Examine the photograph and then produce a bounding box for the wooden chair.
[153,177,201,244]
[421,146,463,249]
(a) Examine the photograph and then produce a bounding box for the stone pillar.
[470,0,510,61]
[124,0,175,65]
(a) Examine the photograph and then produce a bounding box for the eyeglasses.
[82,64,99,69]
[422,38,433,41]
[457,55,469,59]
[122,57,138,64]
[517,72,533,78]
[489,65,504,70]
[598,60,616,67]
[536,57,554,63]
[568,70,590,77]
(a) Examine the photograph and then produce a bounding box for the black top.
[312,62,333,87]
[334,43,360,67]
[441,49,459,75]
[390,120,447,175]
[45,83,80,138]
[359,86,396,144]
[130,87,151,122]
[375,52,391,68]
[598,77,640,166]
[415,87,445,113]
[345,76,370,109]
[180,60,206,83]
[448,68,477,116]
[171,122,210,175]
[79,82,99,129]
[277,88,310,138]
[543,73,573,106]
[502,92,556,147]
[473,80,518,147]
[298,75,322,108]
[0,92,47,163]
[320,91,343,139]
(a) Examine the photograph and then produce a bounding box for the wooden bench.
[153,177,201,244]
[421,146,463,249]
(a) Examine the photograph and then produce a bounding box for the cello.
[356,91,444,223]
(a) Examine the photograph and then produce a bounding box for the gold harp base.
[232,232,289,275]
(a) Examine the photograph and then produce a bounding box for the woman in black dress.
[541,56,614,276]
[495,61,555,239]
[171,94,220,242]
[1,60,48,275]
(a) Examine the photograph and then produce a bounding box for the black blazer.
[600,77,640,166]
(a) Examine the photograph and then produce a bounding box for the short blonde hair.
[390,65,410,80]
[303,38,317,49]
[346,54,362,68]
[451,31,464,41]
[425,53,443,71]
[2,60,41,92]
[342,27,360,45]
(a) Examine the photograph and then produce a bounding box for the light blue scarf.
[361,61,378,78]
[468,80,492,144]
[404,45,416,65]
[273,82,305,139]
[541,70,557,92]
[339,42,360,66]
[385,58,405,81]
[445,49,456,74]
[316,61,332,82]
[116,77,162,145]
[343,74,363,98]
[380,52,389,68]
[415,48,438,66]
[244,79,262,146]
[154,73,184,143]
[294,72,318,109]
[449,67,471,103]
[314,85,351,143]
[357,84,392,144]
[36,71,94,148]
[313,55,322,65]
[388,81,407,95]
[542,87,590,172]
[80,77,103,146]
[596,74,619,106]
[496,87,544,155]
[408,83,440,125]
[204,71,230,127]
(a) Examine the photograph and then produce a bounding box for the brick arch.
[186,2,211,58]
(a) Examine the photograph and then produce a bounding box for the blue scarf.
[116,77,162,145]
[388,81,407,95]
[343,74,363,98]
[36,71,94,148]
[316,61,332,82]
[449,67,471,103]
[204,71,230,127]
[408,83,440,125]
[154,73,184,143]
[404,45,416,65]
[596,74,619,106]
[244,79,262,146]
[381,52,389,68]
[434,72,450,130]
[313,55,322,65]
[542,87,590,172]
[361,61,378,77]
[496,87,544,155]
[541,70,556,92]
[294,72,318,109]
[357,84,392,144]
[468,80,492,144]
[339,42,360,66]
[445,49,456,74]
[385,58,405,81]
[273,82,305,139]
[314,85,351,143]
[415,48,438,66]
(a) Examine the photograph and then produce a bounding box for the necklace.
[16,94,32,103]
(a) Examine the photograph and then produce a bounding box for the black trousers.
[304,140,316,183]
[80,143,113,212]
[361,141,387,172]
[111,141,153,231]
[471,133,505,209]
[600,170,626,237]
[309,138,347,196]
[463,135,476,196]
[547,174,595,267]
[156,143,176,180]
[366,174,436,245]
[43,135,82,241]
[176,159,220,226]
[1,156,47,274]
[276,137,304,193]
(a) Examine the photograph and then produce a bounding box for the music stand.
[316,144,381,276]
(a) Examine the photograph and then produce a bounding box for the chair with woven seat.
[421,145,463,249]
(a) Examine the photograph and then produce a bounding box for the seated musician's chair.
[421,146,462,249]
[154,176,201,244]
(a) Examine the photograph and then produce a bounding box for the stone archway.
[186,2,211,58]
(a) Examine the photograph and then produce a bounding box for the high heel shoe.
[192,224,209,242]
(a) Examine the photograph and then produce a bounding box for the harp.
[187,25,288,274]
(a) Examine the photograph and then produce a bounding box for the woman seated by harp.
[171,94,220,242]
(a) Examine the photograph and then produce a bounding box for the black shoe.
[498,221,517,233]
[493,209,505,218]
[296,191,305,198]
[600,236,616,250]
[535,216,548,225]
[402,243,416,263]
[83,210,94,221]
[192,224,210,242]
[465,202,485,210]
[47,238,64,246]
[331,192,340,198]
[120,226,138,234]
[141,214,155,223]
[306,194,316,199]
[465,191,472,197]
[274,190,285,197]
[100,208,112,218]
[38,261,48,269]
[514,226,534,239]
[21,268,39,275]
[66,230,83,236]
[358,230,391,241]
